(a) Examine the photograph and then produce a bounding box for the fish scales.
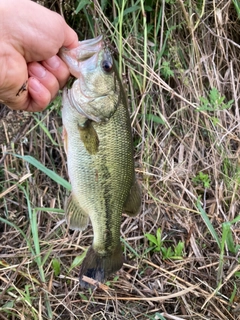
[60,35,141,288]
[63,90,133,249]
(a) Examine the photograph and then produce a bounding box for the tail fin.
[79,244,123,288]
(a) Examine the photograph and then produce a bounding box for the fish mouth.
[61,35,109,123]
[59,35,104,80]
[59,35,104,63]
[76,35,104,61]
[79,35,103,48]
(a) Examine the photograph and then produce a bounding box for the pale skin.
[0,0,78,112]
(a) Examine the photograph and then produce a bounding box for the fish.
[59,35,141,288]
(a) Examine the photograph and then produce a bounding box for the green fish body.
[60,36,141,288]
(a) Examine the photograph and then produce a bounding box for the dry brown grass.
[1,0,240,319]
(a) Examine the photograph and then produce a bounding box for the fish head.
[60,36,121,123]
[59,35,104,78]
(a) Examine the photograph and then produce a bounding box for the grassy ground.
[1,0,240,319]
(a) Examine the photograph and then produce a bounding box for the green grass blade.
[19,187,44,280]
[230,215,240,224]
[11,154,71,191]
[0,217,34,256]
[196,199,221,248]
[20,185,53,319]
[33,207,64,214]
[121,237,140,258]
[69,251,87,272]
[32,115,58,146]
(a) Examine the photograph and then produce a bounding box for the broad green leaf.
[145,233,158,246]
[75,0,91,14]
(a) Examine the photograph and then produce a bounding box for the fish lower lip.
[80,35,103,46]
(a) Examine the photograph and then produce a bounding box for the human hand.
[0,0,78,112]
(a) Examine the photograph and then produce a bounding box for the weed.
[197,199,240,286]
[197,87,233,112]
[145,228,184,260]
[160,60,174,79]
[192,171,211,188]
[105,275,120,287]
[52,258,61,277]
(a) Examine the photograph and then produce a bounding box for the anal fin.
[123,178,142,217]
[65,193,89,230]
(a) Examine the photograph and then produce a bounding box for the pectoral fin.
[65,193,89,230]
[123,179,142,217]
[78,120,99,155]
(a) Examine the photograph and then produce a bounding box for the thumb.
[62,22,79,49]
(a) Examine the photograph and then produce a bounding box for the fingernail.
[45,56,60,69]
[30,64,46,78]
[30,78,42,92]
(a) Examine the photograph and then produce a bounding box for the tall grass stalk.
[140,0,147,93]
[20,185,53,319]
[113,0,126,78]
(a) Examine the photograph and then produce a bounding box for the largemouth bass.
[59,35,141,288]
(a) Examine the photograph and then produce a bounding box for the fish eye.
[102,60,113,73]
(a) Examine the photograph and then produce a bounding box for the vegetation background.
[1,0,240,319]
